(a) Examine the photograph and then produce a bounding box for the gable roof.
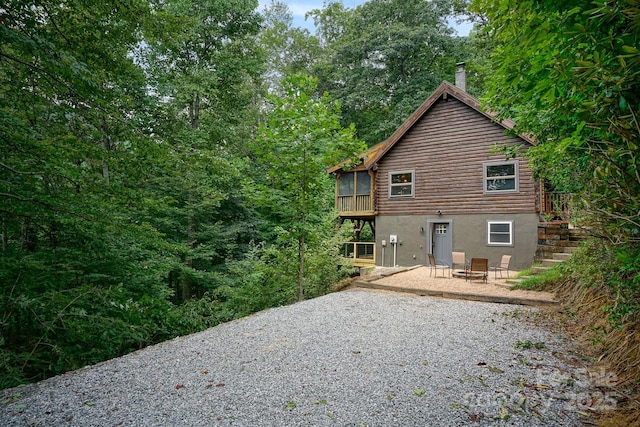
[327,81,534,173]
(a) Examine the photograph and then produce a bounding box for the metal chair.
[492,255,512,279]
[451,251,467,276]
[428,254,448,278]
[466,258,488,283]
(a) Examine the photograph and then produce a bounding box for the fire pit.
[451,270,486,281]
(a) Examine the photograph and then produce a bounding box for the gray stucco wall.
[375,213,539,271]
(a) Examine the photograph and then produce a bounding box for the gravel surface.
[359,266,558,305]
[0,289,600,426]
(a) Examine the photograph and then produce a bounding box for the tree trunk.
[181,258,192,301]
[297,233,304,302]
[181,91,200,302]
[297,146,307,302]
[2,216,7,253]
[19,217,37,252]
[100,99,111,184]
[181,200,195,301]
[189,93,200,130]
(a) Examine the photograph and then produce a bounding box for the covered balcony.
[335,170,375,218]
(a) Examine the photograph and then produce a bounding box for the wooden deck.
[343,242,375,267]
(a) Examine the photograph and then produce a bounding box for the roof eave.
[328,81,535,173]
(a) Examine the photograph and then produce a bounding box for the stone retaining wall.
[535,222,586,262]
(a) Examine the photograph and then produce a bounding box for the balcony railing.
[342,242,376,267]
[542,192,573,219]
[337,194,374,215]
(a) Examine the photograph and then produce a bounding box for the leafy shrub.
[563,240,639,328]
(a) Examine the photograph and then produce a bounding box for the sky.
[257,0,473,37]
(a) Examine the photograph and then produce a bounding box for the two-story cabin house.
[329,65,552,270]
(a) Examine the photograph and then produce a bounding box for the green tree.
[0,0,182,386]
[308,0,353,48]
[250,75,364,301]
[0,0,267,388]
[258,1,321,94]
[470,0,640,320]
[141,0,264,301]
[470,0,639,239]
[309,0,464,144]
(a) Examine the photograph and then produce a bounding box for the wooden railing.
[337,194,373,214]
[342,242,376,267]
[542,192,573,219]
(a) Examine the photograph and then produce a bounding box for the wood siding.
[376,97,537,216]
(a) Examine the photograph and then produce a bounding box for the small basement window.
[389,170,414,198]
[487,221,513,246]
[483,161,519,193]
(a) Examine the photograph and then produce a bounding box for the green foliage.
[562,241,640,328]
[138,0,265,302]
[471,0,640,329]
[0,0,270,389]
[470,0,640,242]
[309,0,470,144]
[0,280,229,388]
[511,266,564,291]
[258,1,321,94]
[250,74,365,301]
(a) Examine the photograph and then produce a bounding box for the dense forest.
[1,1,638,415]
[0,0,475,388]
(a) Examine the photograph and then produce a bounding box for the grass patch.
[511,267,563,290]
[514,268,532,278]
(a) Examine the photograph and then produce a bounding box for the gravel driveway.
[1,289,602,426]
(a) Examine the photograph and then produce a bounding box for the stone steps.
[535,223,588,262]
[541,258,564,268]
[505,223,589,288]
[553,252,572,261]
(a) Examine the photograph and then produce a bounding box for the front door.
[431,222,452,267]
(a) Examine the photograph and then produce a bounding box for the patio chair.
[491,255,512,279]
[466,258,488,283]
[451,251,467,276]
[428,253,448,278]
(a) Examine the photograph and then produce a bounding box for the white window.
[487,221,513,246]
[483,161,519,193]
[389,170,414,198]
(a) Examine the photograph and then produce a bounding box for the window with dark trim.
[389,170,414,198]
[339,171,371,196]
[338,172,354,196]
[483,161,519,193]
[356,171,371,195]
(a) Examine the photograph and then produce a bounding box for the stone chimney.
[455,62,466,92]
